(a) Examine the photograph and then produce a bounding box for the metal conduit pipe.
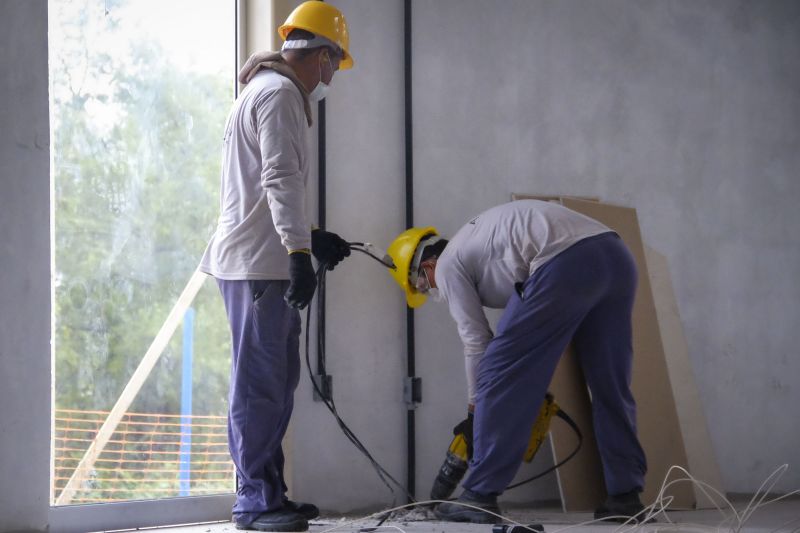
[317,98,326,380]
[316,0,417,503]
[404,0,416,503]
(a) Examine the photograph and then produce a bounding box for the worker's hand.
[311,229,351,271]
[285,252,317,309]
[453,412,474,460]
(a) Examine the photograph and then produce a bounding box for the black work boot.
[234,508,308,532]
[283,499,320,520]
[434,488,500,523]
[594,489,648,523]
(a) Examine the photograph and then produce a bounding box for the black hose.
[304,259,414,505]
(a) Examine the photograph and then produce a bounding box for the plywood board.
[557,198,694,510]
[511,194,600,203]
[548,347,605,511]
[645,246,724,508]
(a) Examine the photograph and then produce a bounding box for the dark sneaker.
[234,509,308,531]
[594,489,649,523]
[434,488,500,523]
[283,499,320,520]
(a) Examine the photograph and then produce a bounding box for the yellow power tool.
[430,393,579,500]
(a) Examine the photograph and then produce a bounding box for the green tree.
[50,0,235,501]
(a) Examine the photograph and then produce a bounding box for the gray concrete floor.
[147,498,800,533]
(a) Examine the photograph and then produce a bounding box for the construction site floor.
[137,498,800,533]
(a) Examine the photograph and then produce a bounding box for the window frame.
[47,0,250,530]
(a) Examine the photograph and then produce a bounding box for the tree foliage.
[51,0,233,418]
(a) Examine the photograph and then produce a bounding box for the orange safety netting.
[52,409,235,503]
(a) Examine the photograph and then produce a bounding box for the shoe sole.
[234,520,308,532]
[434,508,495,524]
[236,526,308,533]
[286,504,319,520]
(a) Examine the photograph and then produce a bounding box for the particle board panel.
[645,246,724,508]
[511,194,600,203]
[558,198,694,510]
[547,347,606,512]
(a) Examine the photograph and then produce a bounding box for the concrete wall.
[307,0,800,506]
[289,0,412,512]
[409,0,800,494]
[290,0,559,510]
[0,1,51,532]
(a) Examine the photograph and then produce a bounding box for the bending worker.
[388,199,648,523]
[199,2,353,531]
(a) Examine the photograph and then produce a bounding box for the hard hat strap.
[281,33,340,54]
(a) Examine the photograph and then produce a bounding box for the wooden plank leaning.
[55,270,208,506]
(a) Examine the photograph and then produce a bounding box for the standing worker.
[387,199,648,523]
[199,2,353,531]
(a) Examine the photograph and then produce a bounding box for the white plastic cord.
[314,500,535,533]
[311,464,798,533]
[770,516,800,533]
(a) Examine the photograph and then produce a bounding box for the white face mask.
[309,80,329,102]
[415,265,443,302]
[308,54,332,102]
[426,288,443,303]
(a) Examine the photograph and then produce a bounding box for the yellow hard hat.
[278,1,354,70]
[387,227,438,308]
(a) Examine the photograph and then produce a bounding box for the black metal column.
[317,100,326,377]
[404,0,416,503]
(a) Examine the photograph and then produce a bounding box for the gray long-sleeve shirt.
[436,200,613,403]
[200,69,311,280]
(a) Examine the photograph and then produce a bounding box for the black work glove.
[311,229,351,271]
[453,412,474,460]
[284,252,317,309]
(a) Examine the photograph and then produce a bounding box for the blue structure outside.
[179,307,195,496]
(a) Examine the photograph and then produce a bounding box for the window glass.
[49,0,235,505]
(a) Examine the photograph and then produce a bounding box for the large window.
[49,0,236,508]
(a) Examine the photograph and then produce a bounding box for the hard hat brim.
[406,289,427,309]
[338,54,353,70]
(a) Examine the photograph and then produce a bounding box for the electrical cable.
[307,465,799,533]
[302,257,800,531]
[304,253,413,509]
[306,242,581,530]
[346,242,397,269]
[303,245,800,533]
[297,253,800,523]
[505,410,582,491]
[305,245,405,532]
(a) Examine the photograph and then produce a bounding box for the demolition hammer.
[430,393,582,500]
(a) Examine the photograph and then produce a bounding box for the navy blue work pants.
[463,232,647,497]
[216,279,301,522]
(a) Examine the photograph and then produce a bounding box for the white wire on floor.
[310,464,798,533]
